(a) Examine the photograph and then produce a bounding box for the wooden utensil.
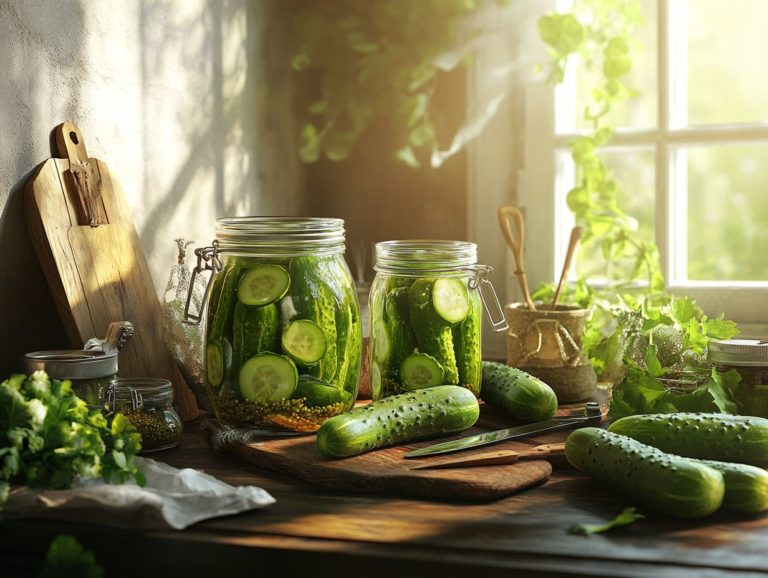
[497,206,536,310]
[25,121,199,420]
[551,226,583,310]
[410,443,566,470]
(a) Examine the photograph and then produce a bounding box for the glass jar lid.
[215,217,345,256]
[23,350,118,380]
[375,240,477,274]
[708,339,768,367]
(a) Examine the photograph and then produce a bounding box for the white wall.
[0,0,305,373]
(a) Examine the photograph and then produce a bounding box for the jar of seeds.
[108,378,182,452]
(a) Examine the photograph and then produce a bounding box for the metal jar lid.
[708,339,768,367]
[23,350,118,380]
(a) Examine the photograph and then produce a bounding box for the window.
[516,0,768,336]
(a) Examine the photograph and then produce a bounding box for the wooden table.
[3,419,768,578]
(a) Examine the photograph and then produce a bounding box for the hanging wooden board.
[25,121,199,420]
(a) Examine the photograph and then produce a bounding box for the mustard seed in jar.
[708,339,768,418]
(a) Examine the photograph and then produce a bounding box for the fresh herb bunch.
[39,535,103,578]
[0,371,144,505]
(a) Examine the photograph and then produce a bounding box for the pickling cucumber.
[432,278,469,323]
[206,341,226,388]
[208,262,242,343]
[238,352,298,402]
[282,319,328,365]
[289,257,338,381]
[372,319,392,365]
[608,413,768,466]
[408,279,459,384]
[233,303,278,371]
[384,287,417,376]
[566,427,725,518]
[400,353,444,390]
[292,377,352,408]
[453,291,482,396]
[316,385,480,458]
[690,458,768,513]
[237,264,291,306]
[481,362,558,422]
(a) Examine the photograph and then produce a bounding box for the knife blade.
[404,402,603,459]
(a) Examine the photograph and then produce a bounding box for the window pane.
[563,0,657,132]
[687,0,768,125]
[686,143,768,281]
[554,148,655,278]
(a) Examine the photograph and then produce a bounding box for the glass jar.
[369,240,508,400]
[108,378,182,452]
[23,350,118,408]
[709,338,768,417]
[185,217,362,432]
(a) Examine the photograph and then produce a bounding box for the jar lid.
[23,350,118,380]
[215,217,345,256]
[375,240,478,272]
[708,339,768,367]
[111,378,174,408]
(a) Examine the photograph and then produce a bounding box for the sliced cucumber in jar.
[281,319,328,365]
[206,342,225,388]
[432,278,469,323]
[238,352,298,402]
[292,377,352,407]
[372,319,391,364]
[237,265,291,306]
[370,362,383,399]
[401,353,444,391]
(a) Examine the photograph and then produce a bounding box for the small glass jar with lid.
[369,240,508,399]
[107,378,183,452]
[23,350,118,409]
[709,338,768,417]
[184,217,362,432]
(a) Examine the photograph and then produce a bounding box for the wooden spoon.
[497,206,536,311]
[551,226,583,310]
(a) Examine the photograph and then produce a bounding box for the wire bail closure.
[183,241,222,325]
[468,265,509,333]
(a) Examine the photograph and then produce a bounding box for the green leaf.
[703,317,740,340]
[568,507,644,535]
[644,345,663,377]
[40,535,103,578]
[708,368,740,414]
[394,146,420,168]
[298,124,321,163]
[667,297,698,325]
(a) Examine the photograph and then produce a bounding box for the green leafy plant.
[291,0,505,167]
[0,371,144,507]
[39,535,103,578]
[568,506,644,535]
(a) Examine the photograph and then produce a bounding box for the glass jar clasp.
[183,241,223,325]
[105,384,142,414]
[468,265,509,333]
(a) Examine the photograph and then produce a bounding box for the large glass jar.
[369,240,507,400]
[186,217,362,432]
[709,338,768,417]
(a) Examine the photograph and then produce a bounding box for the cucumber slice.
[238,353,298,402]
[237,265,290,306]
[372,319,391,364]
[206,342,225,388]
[432,278,469,323]
[282,319,327,365]
[401,353,444,391]
[370,362,383,400]
[292,377,352,407]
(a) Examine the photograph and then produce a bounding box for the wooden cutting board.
[25,121,198,420]
[203,417,555,501]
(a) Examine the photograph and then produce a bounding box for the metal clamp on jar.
[23,321,134,409]
[369,240,508,400]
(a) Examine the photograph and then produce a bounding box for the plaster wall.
[0,0,304,374]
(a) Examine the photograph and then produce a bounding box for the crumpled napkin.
[4,457,275,530]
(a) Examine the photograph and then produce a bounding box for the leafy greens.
[568,507,644,536]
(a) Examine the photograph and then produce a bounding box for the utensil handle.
[551,226,583,310]
[497,206,536,311]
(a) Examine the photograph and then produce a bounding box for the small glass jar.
[108,378,183,452]
[184,217,362,432]
[369,240,507,399]
[709,338,768,417]
[23,350,117,408]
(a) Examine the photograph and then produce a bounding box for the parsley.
[0,371,144,506]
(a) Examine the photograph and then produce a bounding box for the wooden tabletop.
[3,417,768,578]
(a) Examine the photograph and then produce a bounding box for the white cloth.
[4,457,275,530]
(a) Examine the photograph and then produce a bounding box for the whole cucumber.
[690,458,768,513]
[566,428,725,518]
[452,291,482,396]
[316,385,479,458]
[481,361,558,422]
[608,413,768,465]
